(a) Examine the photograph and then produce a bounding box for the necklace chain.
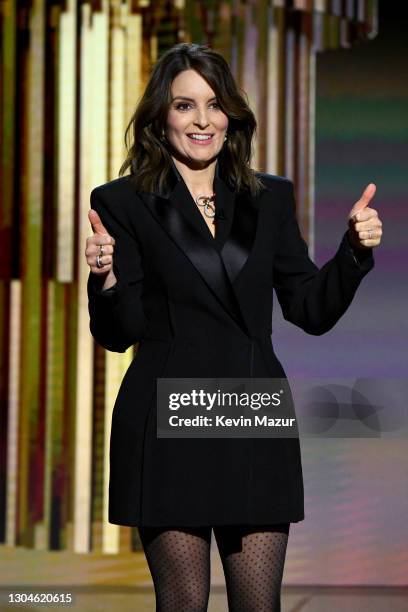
[195,193,216,218]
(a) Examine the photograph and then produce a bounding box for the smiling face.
[165,69,229,168]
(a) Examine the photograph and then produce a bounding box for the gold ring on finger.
[96,254,104,269]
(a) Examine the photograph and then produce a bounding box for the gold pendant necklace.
[195,193,216,218]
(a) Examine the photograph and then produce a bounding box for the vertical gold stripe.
[109,0,126,180]
[6,281,21,546]
[150,35,158,63]
[103,0,128,554]
[1,0,16,270]
[57,1,77,282]
[43,281,66,548]
[103,352,132,552]
[75,3,109,553]
[43,281,55,547]
[74,3,93,554]
[314,0,327,12]
[18,0,45,547]
[125,13,143,131]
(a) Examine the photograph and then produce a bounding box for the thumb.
[88,209,109,235]
[348,183,376,220]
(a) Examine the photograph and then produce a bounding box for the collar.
[134,157,258,337]
[167,155,222,195]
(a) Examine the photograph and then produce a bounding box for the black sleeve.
[272,180,375,335]
[87,187,149,352]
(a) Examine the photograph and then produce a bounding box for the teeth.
[189,134,212,140]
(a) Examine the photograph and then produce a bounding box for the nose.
[193,106,211,129]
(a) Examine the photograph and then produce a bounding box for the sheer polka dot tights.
[138,523,290,612]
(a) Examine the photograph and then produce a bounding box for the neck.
[171,156,217,194]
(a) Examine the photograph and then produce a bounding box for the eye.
[175,102,221,111]
[175,102,191,111]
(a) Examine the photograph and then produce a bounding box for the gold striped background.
[0,0,377,553]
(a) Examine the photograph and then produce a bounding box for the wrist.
[345,230,372,264]
[346,230,366,253]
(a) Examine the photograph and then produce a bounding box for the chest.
[136,197,279,297]
[198,209,216,238]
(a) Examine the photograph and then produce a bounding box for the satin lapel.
[134,160,258,335]
[215,177,259,285]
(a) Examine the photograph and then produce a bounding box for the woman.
[85,43,382,611]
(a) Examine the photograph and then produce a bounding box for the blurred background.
[0,0,407,610]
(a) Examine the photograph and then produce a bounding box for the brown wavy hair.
[118,43,266,198]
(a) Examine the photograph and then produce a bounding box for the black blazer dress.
[87,158,375,527]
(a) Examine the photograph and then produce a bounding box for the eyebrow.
[171,96,218,102]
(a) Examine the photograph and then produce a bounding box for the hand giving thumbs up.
[85,209,117,288]
[347,183,383,251]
